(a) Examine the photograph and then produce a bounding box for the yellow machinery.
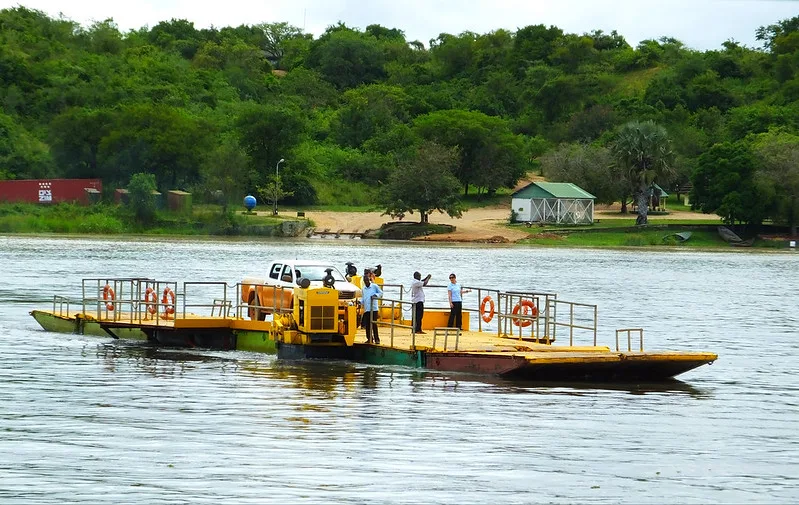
[272,285,357,346]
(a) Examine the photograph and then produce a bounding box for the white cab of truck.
[242,260,361,316]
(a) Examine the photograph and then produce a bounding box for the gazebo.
[632,183,669,212]
[511,182,596,225]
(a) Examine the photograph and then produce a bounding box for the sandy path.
[303,205,527,243]
[301,204,715,243]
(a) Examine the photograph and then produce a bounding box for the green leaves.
[414,109,527,195]
[380,142,463,223]
[611,120,675,224]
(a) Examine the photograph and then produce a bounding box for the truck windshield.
[297,265,346,282]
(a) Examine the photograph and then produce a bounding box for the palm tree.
[611,120,675,225]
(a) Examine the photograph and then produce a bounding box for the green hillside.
[0,7,797,233]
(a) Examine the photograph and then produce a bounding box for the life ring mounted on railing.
[144,287,158,315]
[161,287,175,318]
[512,299,539,327]
[480,296,495,323]
[102,284,115,311]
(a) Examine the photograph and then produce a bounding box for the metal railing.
[60,277,635,351]
[616,328,644,351]
[547,299,598,346]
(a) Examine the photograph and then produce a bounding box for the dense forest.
[0,7,797,230]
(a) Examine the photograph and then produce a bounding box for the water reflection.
[94,340,242,377]
[94,340,709,398]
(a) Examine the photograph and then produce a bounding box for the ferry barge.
[30,275,717,382]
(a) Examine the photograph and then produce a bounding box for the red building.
[0,179,102,205]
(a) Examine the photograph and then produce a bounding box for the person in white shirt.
[360,269,383,344]
[447,273,470,329]
[410,271,432,334]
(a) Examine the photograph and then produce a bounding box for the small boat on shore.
[30,274,717,382]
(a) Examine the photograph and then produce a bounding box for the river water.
[1,235,798,504]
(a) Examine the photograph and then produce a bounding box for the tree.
[690,141,766,227]
[752,130,799,235]
[99,104,212,188]
[539,142,623,205]
[236,102,306,189]
[380,142,463,223]
[256,172,293,214]
[510,24,564,76]
[0,111,53,179]
[147,18,201,59]
[610,120,675,225]
[127,172,158,224]
[756,16,799,52]
[49,108,112,178]
[256,22,305,68]
[333,84,411,148]
[307,26,386,89]
[413,109,527,195]
[429,32,477,79]
[200,134,254,213]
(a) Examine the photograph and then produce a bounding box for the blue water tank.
[243,195,256,211]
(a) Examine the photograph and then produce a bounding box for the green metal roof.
[512,182,596,200]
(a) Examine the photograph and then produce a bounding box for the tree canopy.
[0,6,798,232]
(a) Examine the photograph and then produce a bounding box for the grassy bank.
[512,219,791,249]
[0,202,288,236]
[2,201,794,251]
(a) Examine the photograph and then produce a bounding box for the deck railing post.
[569,302,575,346]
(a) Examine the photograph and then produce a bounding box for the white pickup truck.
[241,260,361,318]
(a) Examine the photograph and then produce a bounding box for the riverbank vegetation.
[0,202,282,235]
[1,7,798,236]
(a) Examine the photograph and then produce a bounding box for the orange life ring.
[144,287,158,315]
[102,284,115,311]
[480,296,495,323]
[512,299,538,327]
[161,287,175,316]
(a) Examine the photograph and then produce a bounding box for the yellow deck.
[357,325,716,362]
[40,310,716,363]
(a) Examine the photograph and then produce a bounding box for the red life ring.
[512,299,538,327]
[102,284,115,311]
[480,296,495,323]
[161,287,175,316]
[144,287,158,315]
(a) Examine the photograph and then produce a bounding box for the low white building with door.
[511,182,596,224]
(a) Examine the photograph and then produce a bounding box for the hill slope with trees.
[1,7,798,233]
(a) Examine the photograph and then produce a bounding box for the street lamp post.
[274,158,284,216]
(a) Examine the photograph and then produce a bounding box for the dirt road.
[301,204,714,243]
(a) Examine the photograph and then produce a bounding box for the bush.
[128,173,158,224]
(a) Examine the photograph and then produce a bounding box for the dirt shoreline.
[300,204,715,243]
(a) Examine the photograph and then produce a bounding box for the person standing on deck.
[361,269,383,344]
[411,271,432,334]
[447,273,470,329]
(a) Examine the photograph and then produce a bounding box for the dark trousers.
[361,310,379,343]
[413,301,424,332]
[447,301,463,329]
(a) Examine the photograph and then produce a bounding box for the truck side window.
[269,263,282,280]
[281,265,293,283]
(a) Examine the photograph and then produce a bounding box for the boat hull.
[30,310,148,340]
[30,311,716,383]
[30,310,276,354]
